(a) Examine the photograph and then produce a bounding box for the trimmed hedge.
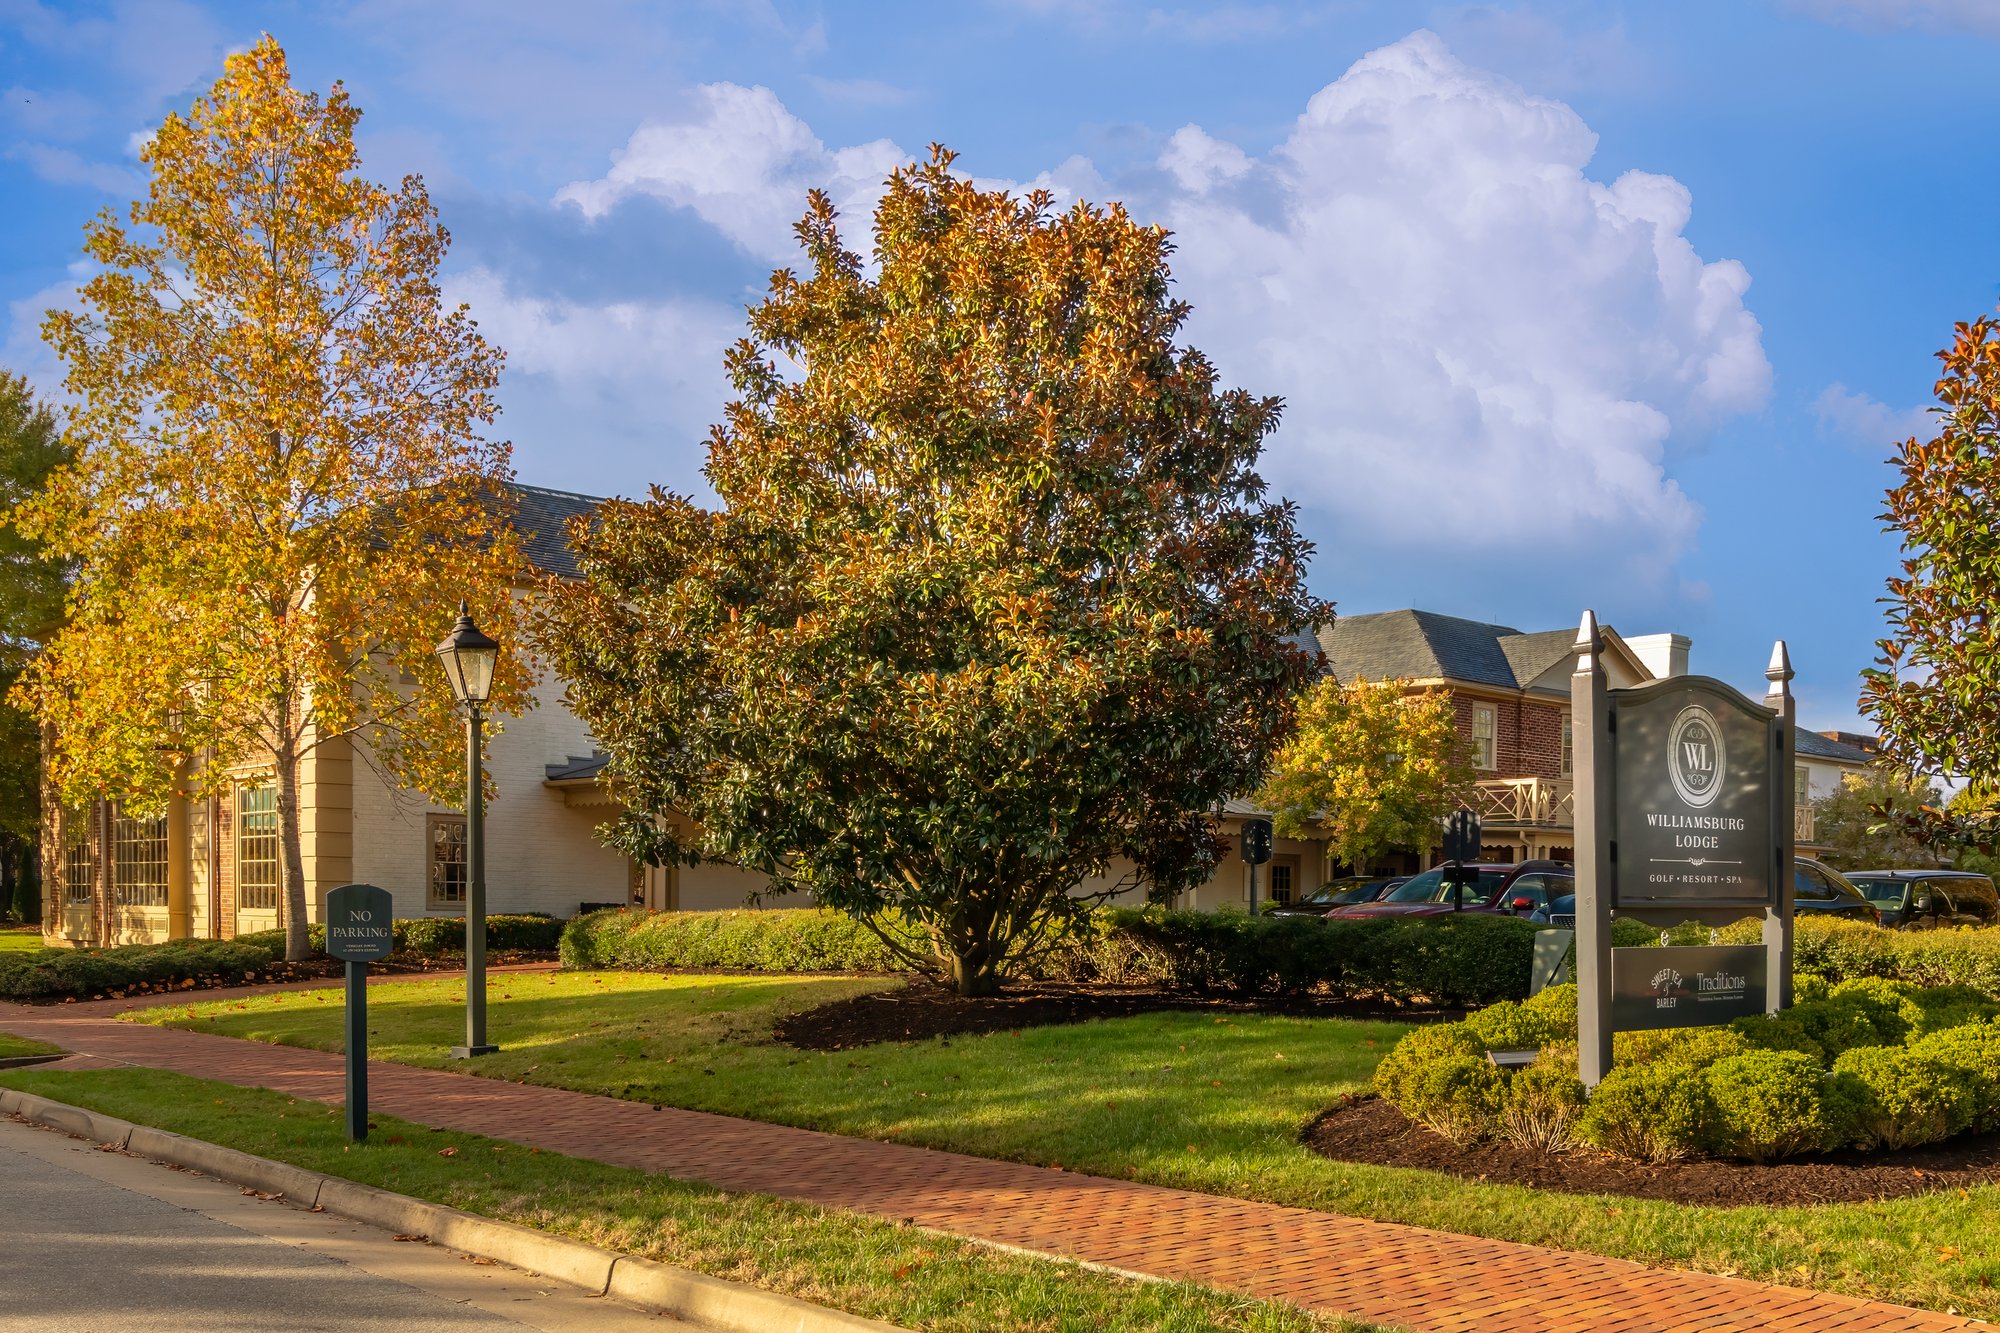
[561,908,903,974]
[0,913,565,1003]
[0,938,284,1001]
[561,905,1549,1006]
[237,913,564,959]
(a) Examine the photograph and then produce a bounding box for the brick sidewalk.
[0,994,1981,1333]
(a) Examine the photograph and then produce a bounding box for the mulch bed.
[1305,1093,2000,1206]
[773,977,1462,1051]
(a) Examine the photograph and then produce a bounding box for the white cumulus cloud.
[1785,0,2000,37]
[548,30,1770,594]
[555,83,907,264]
[445,267,742,498]
[1152,31,1768,580]
[1811,383,1935,451]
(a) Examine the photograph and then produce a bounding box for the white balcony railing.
[1470,777,1575,828]
[1795,804,1816,844]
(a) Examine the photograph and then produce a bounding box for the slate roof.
[1316,609,1571,690]
[1495,629,1578,689]
[545,752,610,783]
[508,483,604,580]
[1796,730,1876,765]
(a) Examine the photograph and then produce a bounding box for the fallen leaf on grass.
[437,1147,459,1158]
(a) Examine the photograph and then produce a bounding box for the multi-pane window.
[1560,714,1573,778]
[111,807,168,907]
[63,831,92,904]
[1472,706,1497,770]
[1795,764,1812,805]
[429,815,467,908]
[1268,862,1294,905]
[236,783,279,911]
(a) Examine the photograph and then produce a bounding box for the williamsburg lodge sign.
[1613,685,1778,913]
[1570,612,1795,1086]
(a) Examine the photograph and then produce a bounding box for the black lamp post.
[436,602,500,1059]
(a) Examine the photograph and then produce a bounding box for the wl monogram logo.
[1667,704,1726,809]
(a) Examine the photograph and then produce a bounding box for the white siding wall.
[347,669,628,920]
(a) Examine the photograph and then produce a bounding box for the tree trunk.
[19,847,40,926]
[0,838,15,921]
[274,702,311,963]
[947,950,1003,997]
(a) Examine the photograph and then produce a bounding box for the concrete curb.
[0,1088,903,1333]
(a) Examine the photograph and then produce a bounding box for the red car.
[1324,860,1571,920]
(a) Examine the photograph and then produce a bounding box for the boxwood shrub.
[1375,980,2000,1164]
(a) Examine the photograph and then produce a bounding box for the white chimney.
[1625,632,1691,680]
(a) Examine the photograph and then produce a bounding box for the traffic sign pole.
[345,959,368,1142]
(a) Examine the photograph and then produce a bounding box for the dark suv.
[1846,869,1999,930]
[1324,861,1571,920]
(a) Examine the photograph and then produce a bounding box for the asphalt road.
[0,1114,678,1331]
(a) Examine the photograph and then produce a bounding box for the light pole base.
[448,1044,500,1059]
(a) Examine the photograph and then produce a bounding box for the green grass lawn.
[0,1066,1371,1333]
[0,927,45,953]
[139,971,2000,1320]
[0,1031,60,1058]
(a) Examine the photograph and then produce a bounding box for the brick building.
[1313,609,1689,871]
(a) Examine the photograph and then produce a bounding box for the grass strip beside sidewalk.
[0,1031,61,1058]
[0,1066,1381,1333]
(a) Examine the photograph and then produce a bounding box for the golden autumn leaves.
[15,38,526,956]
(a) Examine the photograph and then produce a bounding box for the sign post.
[1441,809,1482,910]
[1571,610,1794,1087]
[1242,816,1273,916]
[324,883,394,1143]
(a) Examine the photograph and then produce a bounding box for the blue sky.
[4,0,1996,731]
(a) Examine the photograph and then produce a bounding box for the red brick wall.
[1451,693,1566,781]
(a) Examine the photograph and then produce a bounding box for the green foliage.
[1579,1060,1718,1162]
[1372,1024,1502,1146]
[559,909,904,974]
[1703,1050,1832,1163]
[1610,916,1660,948]
[1909,1020,2000,1131]
[0,937,282,1000]
[1865,313,2000,794]
[1499,1059,1588,1152]
[561,905,1545,1006]
[1811,767,1947,871]
[1465,999,1565,1051]
[1071,909,1541,1005]
[530,148,1325,996]
[1789,916,2000,993]
[1612,1025,1749,1069]
[1520,982,1579,1041]
[1829,1044,1975,1150]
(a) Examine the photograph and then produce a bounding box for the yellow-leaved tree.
[13,38,531,960]
[1258,677,1476,873]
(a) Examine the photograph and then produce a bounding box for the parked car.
[1265,876,1400,918]
[1793,857,1883,925]
[1325,861,1570,920]
[1845,869,1999,930]
[1529,858,1881,929]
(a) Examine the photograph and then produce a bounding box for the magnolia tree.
[15,40,531,960]
[1258,676,1475,873]
[536,150,1326,995]
[1862,313,2000,860]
